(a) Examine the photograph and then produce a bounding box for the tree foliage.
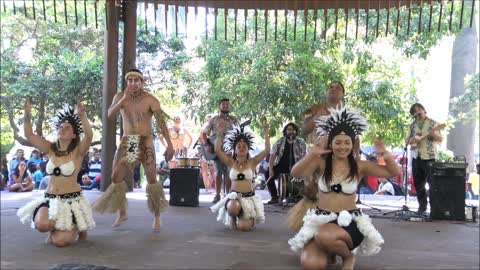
[449,73,480,123]
[1,5,104,147]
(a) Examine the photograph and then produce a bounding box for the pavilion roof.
[3,0,476,41]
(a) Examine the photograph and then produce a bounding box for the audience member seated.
[374,177,395,196]
[1,159,8,191]
[31,162,46,189]
[8,149,26,185]
[88,150,102,181]
[158,160,170,187]
[8,162,33,192]
[80,174,99,190]
[27,149,42,173]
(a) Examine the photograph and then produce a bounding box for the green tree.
[1,5,104,147]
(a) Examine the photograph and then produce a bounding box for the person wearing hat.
[17,99,95,247]
[201,98,240,203]
[27,149,42,173]
[92,68,174,232]
[287,106,400,270]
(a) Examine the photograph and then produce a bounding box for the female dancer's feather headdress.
[315,105,367,145]
[223,125,255,155]
[50,105,84,137]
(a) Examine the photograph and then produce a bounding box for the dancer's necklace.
[56,141,71,156]
[236,159,248,169]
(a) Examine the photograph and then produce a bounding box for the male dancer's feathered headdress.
[223,125,255,155]
[50,105,84,137]
[315,105,367,145]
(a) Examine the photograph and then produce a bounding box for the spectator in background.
[9,162,33,192]
[32,162,46,189]
[198,114,216,193]
[157,160,170,187]
[80,174,98,190]
[77,152,90,186]
[39,175,49,190]
[374,177,395,195]
[42,154,49,163]
[88,150,102,181]
[133,163,141,189]
[8,149,26,184]
[1,159,9,190]
[27,149,42,173]
[360,154,379,194]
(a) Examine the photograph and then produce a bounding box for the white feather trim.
[337,210,352,227]
[210,192,265,227]
[351,214,384,256]
[288,209,384,256]
[289,209,337,253]
[17,192,95,232]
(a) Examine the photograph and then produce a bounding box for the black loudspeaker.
[429,163,467,221]
[169,168,200,207]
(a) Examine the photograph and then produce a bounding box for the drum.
[278,173,304,202]
[177,157,188,168]
[188,158,200,167]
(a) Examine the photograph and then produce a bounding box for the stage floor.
[1,189,479,269]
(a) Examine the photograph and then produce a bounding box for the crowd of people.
[7,68,451,270]
[1,147,102,192]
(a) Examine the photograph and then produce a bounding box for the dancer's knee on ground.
[51,235,73,247]
[237,218,254,231]
[301,242,328,270]
[227,200,241,217]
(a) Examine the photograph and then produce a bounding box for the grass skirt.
[288,208,384,256]
[210,191,265,227]
[17,191,95,232]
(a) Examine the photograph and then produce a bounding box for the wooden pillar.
[120,0,138,191]
[101,0,120,191]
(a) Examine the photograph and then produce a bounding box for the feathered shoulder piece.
[223,125,255,155]
[49,104,84,137]
[315,105,367,144]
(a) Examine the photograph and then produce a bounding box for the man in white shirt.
[375,177,395,196]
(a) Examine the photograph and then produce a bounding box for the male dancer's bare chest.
[121,101,152,128]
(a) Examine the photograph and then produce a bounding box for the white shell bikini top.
[318,175,358,195]
[229,167,254,181]
[46,160,76,177]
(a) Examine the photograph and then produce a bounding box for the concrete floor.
[1,189,479,270]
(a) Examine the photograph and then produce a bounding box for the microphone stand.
[383,120,430,221]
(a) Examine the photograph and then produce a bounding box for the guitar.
[409,123,446,148]
[200,119,252,161]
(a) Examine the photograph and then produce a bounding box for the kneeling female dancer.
[210,122,270,231]
[288,106,400,269]
[17,99,95,247]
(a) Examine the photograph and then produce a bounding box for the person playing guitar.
[407,103,444,215]
[201,98,239,203]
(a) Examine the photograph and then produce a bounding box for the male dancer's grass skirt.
[210,191,265,226]
[17,191,95,231]
[92,135,168,215]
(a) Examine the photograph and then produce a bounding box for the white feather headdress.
[315,105,367,144]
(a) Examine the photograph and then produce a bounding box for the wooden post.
[100,0,120,192]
